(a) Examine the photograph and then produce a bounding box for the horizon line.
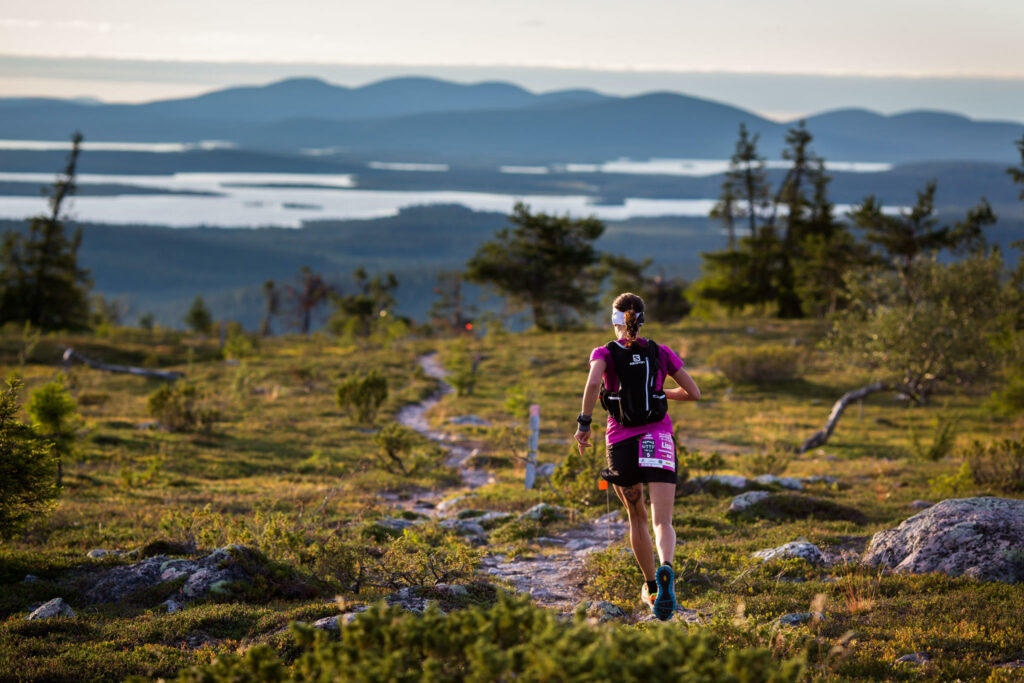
[4,53,1024,83]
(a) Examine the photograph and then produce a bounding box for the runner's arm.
[574,358,606,447]
[664,367,701,401]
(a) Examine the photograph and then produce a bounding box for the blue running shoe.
[653,564,676,621]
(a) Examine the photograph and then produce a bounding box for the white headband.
[611,310,643,326]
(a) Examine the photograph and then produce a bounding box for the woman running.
[573,293,701,620]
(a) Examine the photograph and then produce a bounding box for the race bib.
[638,431,675,471]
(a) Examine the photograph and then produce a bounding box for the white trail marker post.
[524,404,540,489]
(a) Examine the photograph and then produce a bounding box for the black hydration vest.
[599,339,668,427]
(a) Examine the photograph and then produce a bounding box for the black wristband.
[576,413,592,426]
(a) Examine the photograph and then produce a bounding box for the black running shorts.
[600,432,678,487]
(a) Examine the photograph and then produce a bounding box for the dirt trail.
[395,353,703,622]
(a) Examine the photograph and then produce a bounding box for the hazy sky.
[1,0,1023,119]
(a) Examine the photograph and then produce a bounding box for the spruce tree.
[1009,132,1024,199]
[184,295,213,334]
[0,131,91,330]
[0,379,59,539]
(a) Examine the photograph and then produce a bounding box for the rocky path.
[395,353,702,622]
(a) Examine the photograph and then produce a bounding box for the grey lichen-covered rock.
[777,612,824,626]
[729,491,771,513]
[21,574,38,583]
[378,518,417,532]
[436,496,467,513]
[440,518,487,538]
[84,544,271,604]
[448,415,491,427]
[695,474,749,490]
[87,549,112,559]
[385,587,443,614]
[908,500,934,510]
[521,503,568,523]
[895,652,930,665]
[862,497,1024,583]
[26,598,75,620]
[754,475,804,491]
[752,541,826,566]
[802,475,839,486]
[578,600,627,623]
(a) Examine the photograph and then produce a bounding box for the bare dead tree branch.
[799,381,916,453]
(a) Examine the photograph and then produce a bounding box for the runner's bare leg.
[614,483,656,581]
[648,482,676,565]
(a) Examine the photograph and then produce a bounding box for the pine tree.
[0,131,91,330]
[850,181,996,285]
[288,267,333,335]
[428,271,474,334]
[329,266,398,337]
[465,202,604,330]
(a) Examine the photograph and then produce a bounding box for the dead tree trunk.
[799,381,891,453]
[63,348,183,381]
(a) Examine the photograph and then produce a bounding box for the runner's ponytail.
[624,310,641,344]
[613,292,646,348]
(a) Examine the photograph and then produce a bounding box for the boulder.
[728,493,866,523]
[729,491,771,513]
[751,541,826,566]
[579,600,626,623]
[378,518,417,532]
[440,518,487,539]
[436,496,467,513]
[385,587,439,614]
[26,598,75,620]
[908,500,933,510]
[521,503,568,523]
[83,544,291,604]
[802,475,839,486]
[754,475,804,491]
[448,415,491,427]
[895,652,930,666]
[696,474,749,490]
[862,497,1024,583]
[777,612,824,626]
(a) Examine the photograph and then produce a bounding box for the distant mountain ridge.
[0,76,1020,164]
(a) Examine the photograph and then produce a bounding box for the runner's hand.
[574,427,591,456]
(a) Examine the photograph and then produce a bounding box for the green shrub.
[223,328,258,360]
[908,413,960,461]
[0,379,59,539]
[580,546,645,610]
[175,595,805,682]
[147,381,220,432]
[335,370,388,424]
[740,449,793,476]
[966,438,1024,492]
[373,422,446,476]
[987,365,1024,415]
[708,344,802,384]
[310,523,480,594]
[489,518,545,544]
[551,442,606,508]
